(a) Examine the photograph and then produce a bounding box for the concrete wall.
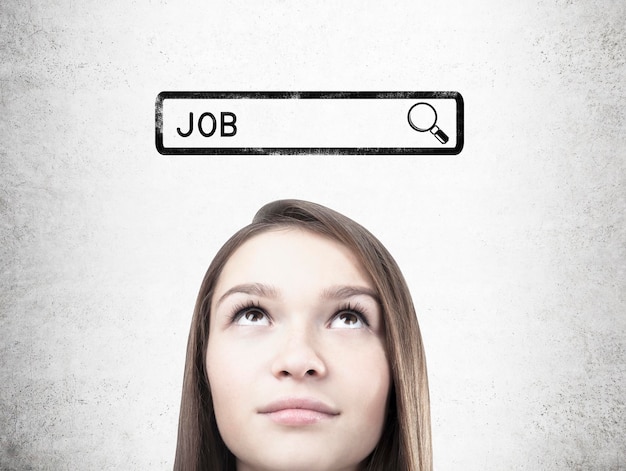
[1,1,624,469]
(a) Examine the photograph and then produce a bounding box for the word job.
[177,112,237,138]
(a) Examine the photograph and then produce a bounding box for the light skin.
[206,228,391,471]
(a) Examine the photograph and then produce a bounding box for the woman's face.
[207,228,391,471]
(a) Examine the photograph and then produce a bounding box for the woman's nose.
[271,327,328,380]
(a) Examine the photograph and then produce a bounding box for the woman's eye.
[234,308,270,326]
[329,311,365,329]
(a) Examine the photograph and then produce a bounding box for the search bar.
[155,91,463,155]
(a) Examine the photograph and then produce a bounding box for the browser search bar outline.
[155,91,464,155]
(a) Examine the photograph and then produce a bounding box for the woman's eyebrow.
[215,283,380,308]
[215,283,280,308]
[320,285,381,304]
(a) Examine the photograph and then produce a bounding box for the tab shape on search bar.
[155,91,464,155]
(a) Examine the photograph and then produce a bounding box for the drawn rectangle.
[155,91,464,155]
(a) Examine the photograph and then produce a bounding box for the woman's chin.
[236,455,360,471]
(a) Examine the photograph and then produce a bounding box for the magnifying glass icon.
[407,102,449,144]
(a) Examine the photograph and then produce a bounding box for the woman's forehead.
[213,228,375,298]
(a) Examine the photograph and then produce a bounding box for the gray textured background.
[1,1,624,470]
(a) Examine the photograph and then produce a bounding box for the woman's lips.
[259,398,340,426]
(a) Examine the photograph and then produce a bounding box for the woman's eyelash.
[229,301,269,323]
[228,301,371,326]
[335,302,370,327]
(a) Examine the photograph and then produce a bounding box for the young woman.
[174,200,432,471]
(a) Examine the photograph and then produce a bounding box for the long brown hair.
[174,200,432,471]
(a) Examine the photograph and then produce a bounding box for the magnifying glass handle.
[430,125,449,144]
